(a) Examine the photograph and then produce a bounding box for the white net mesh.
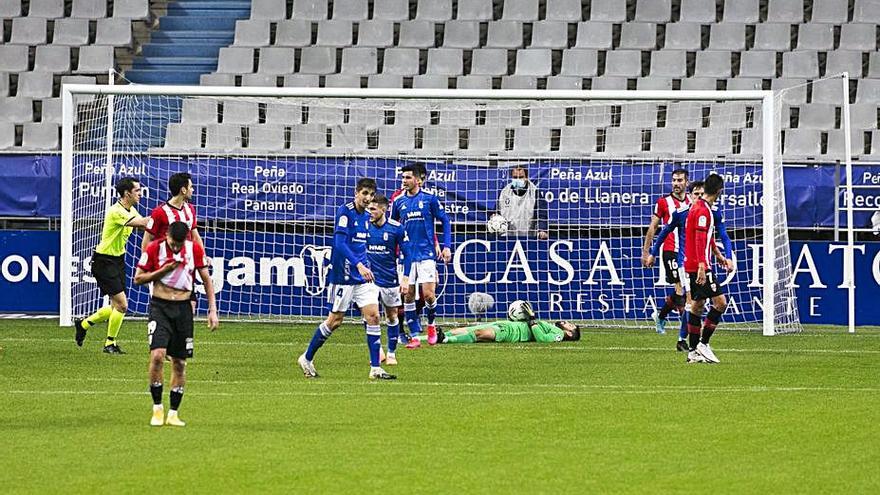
[65,89,801,333]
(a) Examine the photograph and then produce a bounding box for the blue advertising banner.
[2,230,878,326]
[2,154,879,229]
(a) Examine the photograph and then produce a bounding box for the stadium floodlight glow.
[61,85,801,335]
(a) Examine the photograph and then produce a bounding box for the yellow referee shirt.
[95,201,142,257]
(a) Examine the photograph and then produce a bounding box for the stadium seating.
[0,0,875,156]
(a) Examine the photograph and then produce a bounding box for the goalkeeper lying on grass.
[438,302,580,344]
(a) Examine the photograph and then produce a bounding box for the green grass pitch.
[1,319,878,494]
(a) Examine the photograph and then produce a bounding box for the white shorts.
[328,283,380,313]
[378,286,402,308]
[405,259,437,285]
[678,267,690,293]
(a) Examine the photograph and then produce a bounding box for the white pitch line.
[0,337,877,355]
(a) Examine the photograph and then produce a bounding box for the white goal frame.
[60,85,784,335]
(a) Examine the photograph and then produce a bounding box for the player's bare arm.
[141,231,154,252]
[642,215,661,257]
[197,266,219,331]
[126,216,151,229]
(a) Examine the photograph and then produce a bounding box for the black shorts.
[688,271,724,300]
[148,298,194,359]
[91,253,126,296]
[661,251,681,285]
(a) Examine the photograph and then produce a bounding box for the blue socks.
[387,319,400,354]
[404,302,422,337]
[305,322,333,361]
[366,324,382,367]
[679,311,689,340]
[425,299,437,326]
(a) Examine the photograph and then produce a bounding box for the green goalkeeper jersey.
[492,320,565,343]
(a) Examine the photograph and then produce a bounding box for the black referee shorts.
[91,253,126,297]
[148,298,194,360]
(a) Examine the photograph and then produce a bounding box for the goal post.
[60,84,801,335]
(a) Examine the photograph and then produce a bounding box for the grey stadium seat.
[856,79,880,103]
[739,51,777,78]
[637,76,673,90]
[382,48,420,76]
[164,124,203,150]
[205,124,243,152]
[0,0,21,17]
[22,123,60,150]
[95,19,134,46]
[753,23,792,50]
[694,51,731,78]
[357,21,394,47]
[40,98,62,124]
[426,48,463,75]
[708,23,746,51]
[27,0,63,18]
[796,24,834,51]
[217,47,255,73]
[782,52,819,78]
[467,127,505,153]
[324,74,361,87]
[513,127,551,154]
[259,47,298,75]
[395,107,431,126]
[422,126,459,154]
[824,51,863,78]
[739,128,763,156]
[679,0,716,22]
[413,74,448,89]
[114,0,152,21]
[300,46,336,75]
[530,21,569,49]
[398,21,436,48]
[603,50,642,77]
[810,80,847,106]
[443,21,479,49]
[416,0,452,21]
[71,0,107,19]
[373,0,409,21]
[663,23,702,50]
[457,0,493,21]
[182,99,219,124]
[826,129,863,158]
[275,20,313,47]
[248,125,286,152]
[0,123,14,151]
[0,97,34,123]
[201,73,236,86]
[330,124,367,153]
[852,0,880,23]
[559,127,597,155]
[574,22,613,49]
[869,53,880,78]
[666,102,704,128]
[547,76,584,90]
[619,103,659,128]
[574,106,612,127]
[75,46,116,74]
[291,124,328,152]
[470,49,509,76]
[34,45,71,73]
[250,0,285,19]
[810,0,848,23]
[486,22,523,49]
[772,78,808,104]
[783,129,821,158]
[11,18,48,45]
[590,0,626,21]
[292,0,328,21]
[341,47,378,75]
[501,75,538,89]
[590,76,627,89]
[619,23,658,50]
[234,20,271,47]
[367,74,403,88]
[797,104,837,130]
[514,49,551,77]
[649,50,686,77]
[635,0,672,22]
[838,24,877,51]
[709,102,750,128]
[546,0,583,21]
[266,103,302,125]
[695,128,732,156]
[560,49,598,77]
[222,101,260,125]
[333,0,368,21]
[349,105,384,127]
[308,105,344,125]
[726,77,763,90]
[767,0,804,22]
[603,128,644,156]
[502,0,539,21]
[377,125,415,153]
[651,128,689,155]
[722,0,760,23]
[316,20,353,47]
[848,104,879,130]
[440,105,477,126]
[456,75,493,89]
[679,77,717,90]
[284,74,321,87]
[17,72,54,98]
[53,19,90,46]
[0,74,8,97]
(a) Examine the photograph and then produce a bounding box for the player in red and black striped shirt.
[642,169,690,334]
[683,174,728,364]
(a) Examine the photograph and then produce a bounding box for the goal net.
[60,86,801,335]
